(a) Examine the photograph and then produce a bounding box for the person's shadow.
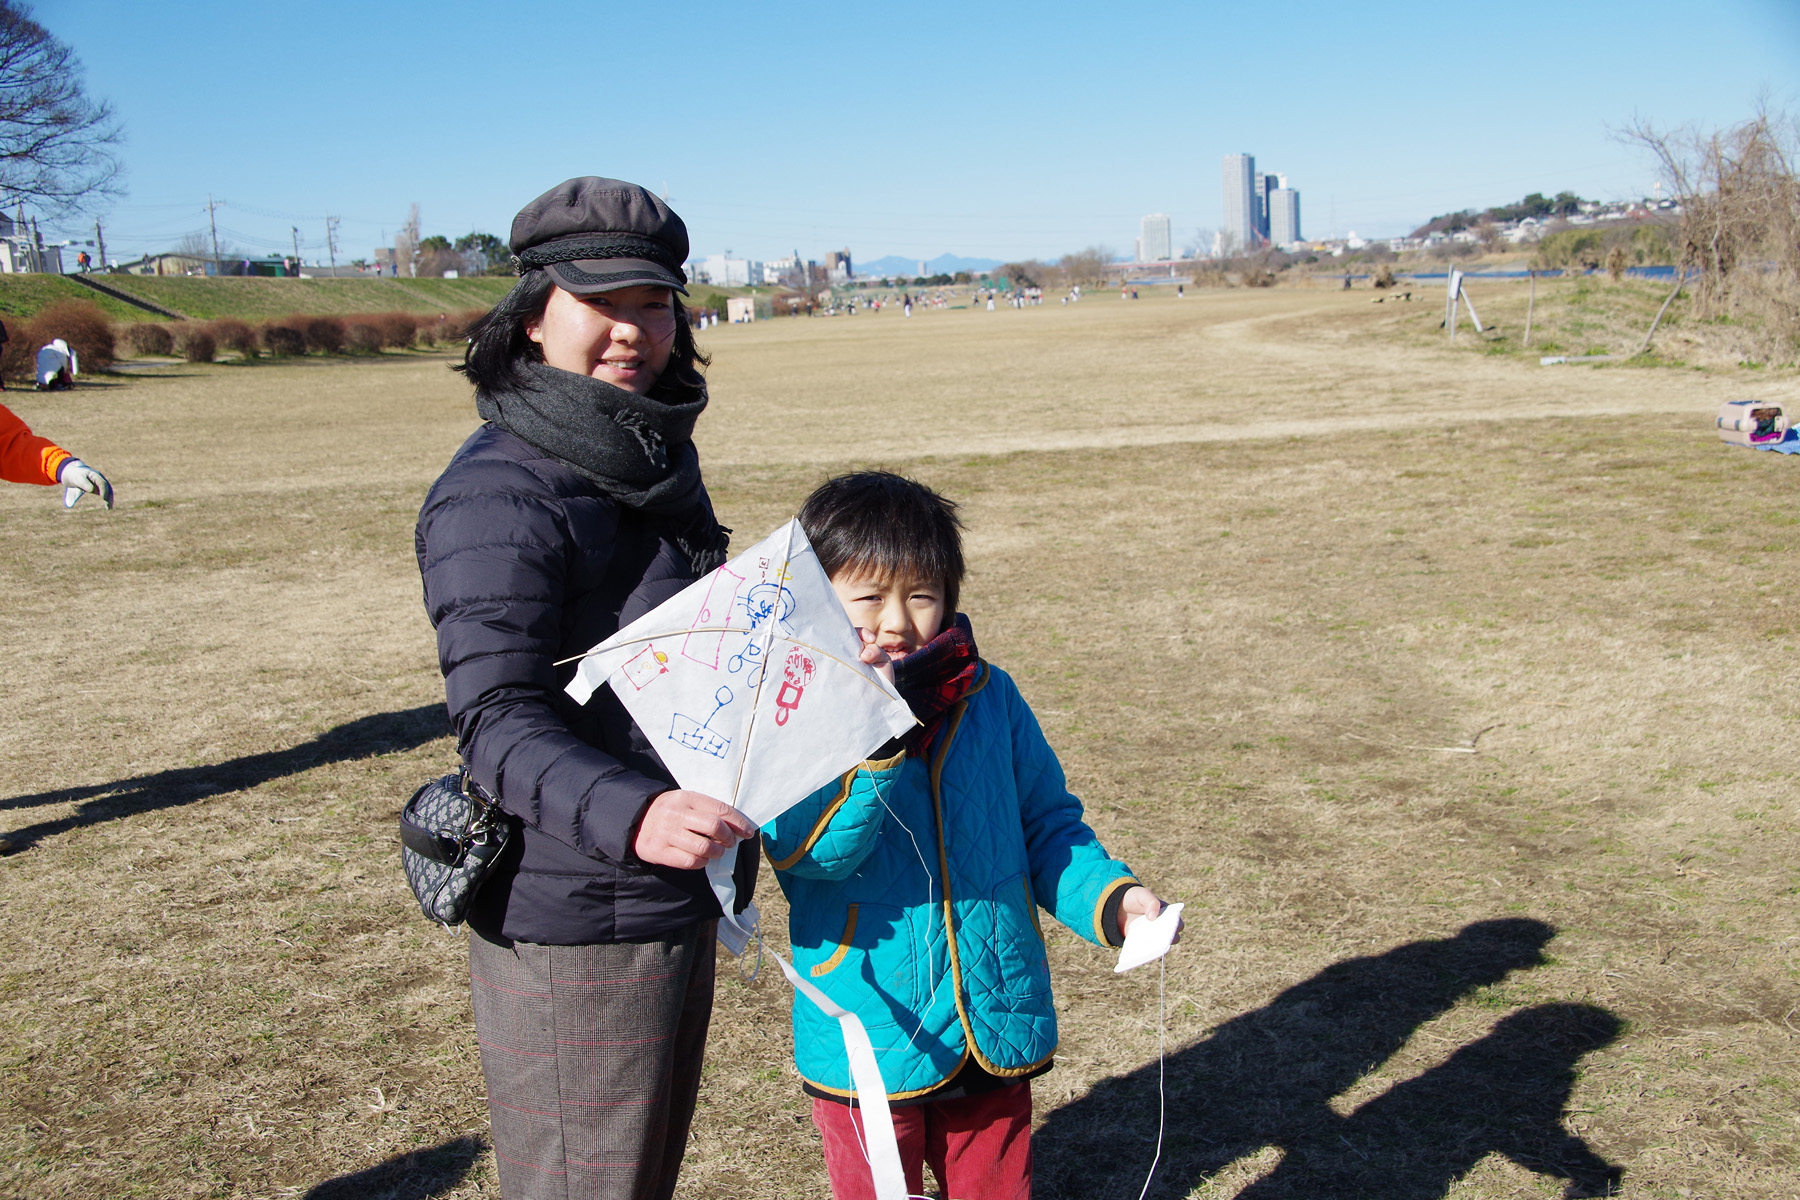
[0,703,451,851]
[300,1134,484,1199]
[1034,919,1623,1199]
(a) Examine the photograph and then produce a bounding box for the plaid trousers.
[469,921,716,1200]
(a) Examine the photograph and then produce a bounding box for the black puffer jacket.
[415,423,753,944]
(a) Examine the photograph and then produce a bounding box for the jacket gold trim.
[811,904,858,977]
[767,748,907,871]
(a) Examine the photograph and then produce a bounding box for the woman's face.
[526,283,677,394]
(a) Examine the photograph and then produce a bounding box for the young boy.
[763,471,1174,1200]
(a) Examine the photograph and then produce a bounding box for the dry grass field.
[2,288,1796,1199]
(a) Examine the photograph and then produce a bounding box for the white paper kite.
[565,519,917,944]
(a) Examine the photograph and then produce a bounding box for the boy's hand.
[857,627,896,685]
[634,790,757,870]
[1118,886,1183,944]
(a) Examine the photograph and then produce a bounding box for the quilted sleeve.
[416,455,667,865]
[999,670,1137,947]
[762,748,907,880]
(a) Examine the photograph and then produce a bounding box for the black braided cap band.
[516,232,684,277]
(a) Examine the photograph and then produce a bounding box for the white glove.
[59,459,114,509]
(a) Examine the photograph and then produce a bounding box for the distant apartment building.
[1138,213,1172,262]
[828,248,852,282]
[1253,172,1274,241]
[698,253,761,287]
[1224,154,1303,251]
[1222,154,1256,252]
[0,210,61,273]
[1269,187,1302,247]
[761,254,799,285]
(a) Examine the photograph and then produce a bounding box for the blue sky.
[33,0,1800,267]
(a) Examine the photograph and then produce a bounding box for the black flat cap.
[509,177,688,295]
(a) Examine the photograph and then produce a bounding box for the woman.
[415,177,755,1200]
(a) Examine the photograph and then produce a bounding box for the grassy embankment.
[0,272,756,324]
[71,275,512,321]
[0,273,157,323]
[2,289,1796,1199]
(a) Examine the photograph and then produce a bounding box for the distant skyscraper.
[1222,154,1255,253]
[1139,213,1172,262]
[1270,188,1302,246]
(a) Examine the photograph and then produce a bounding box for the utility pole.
[30,217,43,273]
[291,225,300,267]
[206,194,223,271]
[94,218,106,270]
[324,214,339,271]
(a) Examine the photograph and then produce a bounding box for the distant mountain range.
[854,253,1003,278]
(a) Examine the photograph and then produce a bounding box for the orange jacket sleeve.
[0,402,74,486]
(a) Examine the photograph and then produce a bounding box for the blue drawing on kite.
[670,686,735,759]
[682,568,747,669]
[726,638,766,690]
[740,582,796,631]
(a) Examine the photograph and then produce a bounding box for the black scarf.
[477,359,729,573]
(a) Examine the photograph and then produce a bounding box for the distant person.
[1,402,114,508]
[35,339,76,390]
[986,293,995,311]
[76,250,90,273]
[1177,283,1185,298]
[0,317,9,389]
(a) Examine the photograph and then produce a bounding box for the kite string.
[824,759,942,1198]
[1136,954,1167,1200]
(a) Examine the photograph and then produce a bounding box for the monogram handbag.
[399,769,512,928]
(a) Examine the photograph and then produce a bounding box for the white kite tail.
[711,853,907,1200]
[707,853,759,956]
[775,953,910,1200]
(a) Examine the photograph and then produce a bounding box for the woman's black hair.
[453,267,710,393]
[798,472,965,613]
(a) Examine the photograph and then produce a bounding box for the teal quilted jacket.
[762,662,1137,1100]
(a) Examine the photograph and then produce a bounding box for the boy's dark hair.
[453,268,708,393]
[799,471,965,613]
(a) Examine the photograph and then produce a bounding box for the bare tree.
[454,231,507,275]
[395,202,421,278]
[0,1,121,214]
[1624,104,1800,358]
[1056,246,1113,287]
[415,234,463,277]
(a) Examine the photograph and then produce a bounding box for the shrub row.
[0,300,117,380]
[1,302,491,378]
[114,307,491,363]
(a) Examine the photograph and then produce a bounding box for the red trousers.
[811,1080,1032,1200]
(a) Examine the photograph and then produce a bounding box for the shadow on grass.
[0,703,451,850]
[1035,919,1624,1200]
[302,1134,485,1199]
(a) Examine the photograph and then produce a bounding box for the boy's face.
[829,569,946,661]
